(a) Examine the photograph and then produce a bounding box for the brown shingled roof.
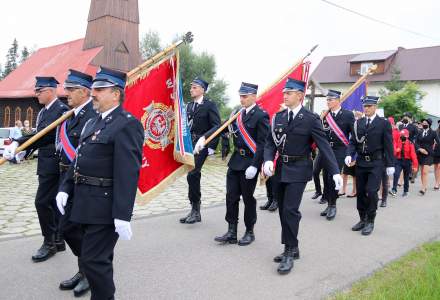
[312,45,440,83]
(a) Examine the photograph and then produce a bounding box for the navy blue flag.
[342,81,366,112]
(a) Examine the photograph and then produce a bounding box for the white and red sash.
[236,111,256,154]
[325,113,349,146]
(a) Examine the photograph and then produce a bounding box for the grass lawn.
[331,241,440,300]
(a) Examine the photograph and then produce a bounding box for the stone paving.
[1,156,313,240]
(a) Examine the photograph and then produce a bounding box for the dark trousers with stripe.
[322,147,345,205]
[313,152,323,195]
[187,148,209,204]
[35,174,59,241]
[356,164,383,219]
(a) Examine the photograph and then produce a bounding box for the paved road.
[1,175,439,299]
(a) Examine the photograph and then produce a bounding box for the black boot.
[380,199,387,207]
[326,205,337,220]
[320,206,329,216]
[277,245,295,275]
[32,236,57,262]
[362,214,375,236]
[238,229,255,246]
[352,214,367,231]
[55,232,66,252]
[214,223,237,244]
[259,199,272,210]
[185,202,201,224]
[73,276,90,297]
[267,200,278,212]
[60,272,84,290]
[311,192,322,199]
[273,246,300,263]
[319,197,327,204]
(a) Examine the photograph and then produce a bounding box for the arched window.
[4,106,11,127]
[26,107,34,127]
[15,107,22,122]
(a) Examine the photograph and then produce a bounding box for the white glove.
[56,192,69,215]
[2,141,19,160]
[15,151,26,163]
[245,166,258,179]
[386,167,395,176]
[333,174,343,191]
[208,148,215,156]
[114,219,132,240]
[193,136,206,154]
[344,156,352,166]
[263,161,274,177]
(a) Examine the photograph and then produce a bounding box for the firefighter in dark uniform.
[196,82,269,245]
[263,78,342,275]
[56,67,144,300]
[3,76,69,262]
[55,70,97,297]
[345,96,394,236]
[179,77,221,224]
[320,90,354,220]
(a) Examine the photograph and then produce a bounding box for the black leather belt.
[329,141,345,149]
[280,154,310,163]
[359,152,383,162]
[73,172,113,187]
[236,148,254,157]
[59,163,70,172]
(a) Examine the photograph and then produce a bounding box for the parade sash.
[325,113,349,146]
[59,120,76,162]
[236,111,256,154]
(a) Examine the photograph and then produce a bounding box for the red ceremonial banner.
[124,56,192,203]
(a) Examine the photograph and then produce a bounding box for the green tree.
[140,31,230,119]
[384,67,405,92]
[3,38,19,78]
[139,30,161,60]
[20,46,30,63]
[379,81,426,120]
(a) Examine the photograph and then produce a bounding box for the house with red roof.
[0,0,140,127]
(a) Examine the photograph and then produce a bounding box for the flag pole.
[204,44,319,146]
[0,110,74,166]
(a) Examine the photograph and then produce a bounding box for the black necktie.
[331,112,336,118]
[37,107,46,127]
[242,109,247,118]
[288,111,293,125]
[366,118,371,129]
[193,102,198,112]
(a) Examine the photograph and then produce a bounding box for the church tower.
[83,0,141,71]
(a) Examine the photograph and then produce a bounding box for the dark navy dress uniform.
[321,90,355,220]
[60,68,144,300]
[264,79,339,274]
[346,96,394,234]
[180,77,221,224]
[57,70,98,293]
[415,121,437,166]
[15,77,69,260]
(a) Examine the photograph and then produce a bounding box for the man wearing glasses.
[345,96,394,236]
[3,76,69,261]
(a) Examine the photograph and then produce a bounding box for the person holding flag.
[263,78,342,275]
[56,67,144,300]
[320,90,354,220]
[55,69,98,297]
[345,96,394,236]
[180,77,221,224]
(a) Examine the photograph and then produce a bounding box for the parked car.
[0,127,14,155]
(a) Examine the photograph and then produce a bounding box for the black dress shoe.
[320,206,329,216]
[361,222,374,235]
[277,246,295,275]
[402,192,408,197]
[326,205,337,220]
[185,210,201,224]
[60,272,83,290]
[179,211,191,223]
[318,197,327,204]
[214,223,237,244]
[267,200,278,212]
[73,276,90,297]
[311,192,322,200]
[238,231,255,246]
[380,200,387,207]
[351,220,366,231]
[259,200,272,210]
[273,247,300,263]
[32,243,56,262]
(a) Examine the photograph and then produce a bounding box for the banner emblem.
[142,102,175,150]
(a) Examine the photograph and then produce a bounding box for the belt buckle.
[329,142,334,147]
[239,149,246,156]
[282,155,289,163]
[364,155,371,162]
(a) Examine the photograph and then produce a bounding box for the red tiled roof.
[311,45,440,83]
[0,38,102,99]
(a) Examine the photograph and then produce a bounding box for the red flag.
[257,61,310,118]
[124,54,194,204]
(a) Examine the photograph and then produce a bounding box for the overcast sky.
[1,0,439,107]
